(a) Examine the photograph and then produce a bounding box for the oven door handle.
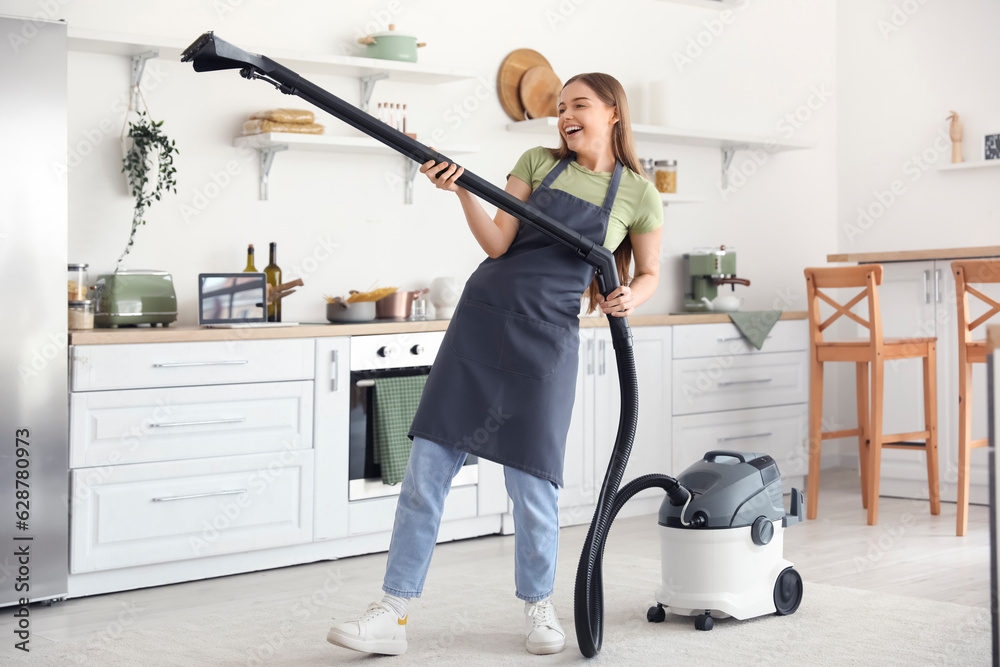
[356,379,375,387]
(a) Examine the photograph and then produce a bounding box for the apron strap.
[601,161,624,211]
[539,157,573,189]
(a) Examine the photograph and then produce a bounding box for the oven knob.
[410,345,424,355]
[377,346,394,358]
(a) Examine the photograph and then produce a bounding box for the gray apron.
[409,158,624,486]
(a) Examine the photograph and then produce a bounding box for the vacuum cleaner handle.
[181,32,631,349]
[703,450,748,463]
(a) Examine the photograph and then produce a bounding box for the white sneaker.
[524,599,565,655]
[327,602,407,655]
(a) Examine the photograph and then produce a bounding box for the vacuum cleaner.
[179,33,804,656]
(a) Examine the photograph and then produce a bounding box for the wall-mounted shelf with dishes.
[234,132,479,202]
[938,160,1000,171]
[506,117,815,190]
[67,28,479,111]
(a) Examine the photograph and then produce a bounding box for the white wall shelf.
[233,133,479,202]
[657,0,743,9]
[506,117,814,189]
[660,194,706,205]
[67,28,478,111]
[938,160,1000,171]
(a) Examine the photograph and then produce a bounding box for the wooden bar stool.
[952,259,1000,536]
[804,265,940,525]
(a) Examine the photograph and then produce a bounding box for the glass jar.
[68,300,94,330]
[638,158,655,181]
[654,160,677,194]
[68,263,89,301]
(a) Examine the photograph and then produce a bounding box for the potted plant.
[118,111,178,270]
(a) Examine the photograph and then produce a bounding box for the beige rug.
[18,553,991,666]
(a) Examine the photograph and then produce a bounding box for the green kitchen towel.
[727,311,783,350]
[372,374,428,485]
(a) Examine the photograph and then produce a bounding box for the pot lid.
[366,23,417,38]
[497,49,555,122]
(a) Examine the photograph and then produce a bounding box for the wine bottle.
[264,241,282,322]
[243,244,257,272]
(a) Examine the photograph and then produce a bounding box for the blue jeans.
[382,436,560,602]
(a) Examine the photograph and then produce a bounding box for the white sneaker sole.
[526,636,565,655]
[326,628,407,656]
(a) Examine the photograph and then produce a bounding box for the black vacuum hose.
[573,335,687,658]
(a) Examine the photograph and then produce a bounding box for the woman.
[327,72,663,657]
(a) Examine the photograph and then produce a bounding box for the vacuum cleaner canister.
[649,450,805,631]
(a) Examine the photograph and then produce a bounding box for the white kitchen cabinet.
[854,258,1000,503]
[71,449,314,573]
[561,326,672,524]
[312,337,352,541]
[671,321,809,490]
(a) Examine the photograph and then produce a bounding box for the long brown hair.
[548,72,647,314]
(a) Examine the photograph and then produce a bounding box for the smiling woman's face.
[557,80,617,155]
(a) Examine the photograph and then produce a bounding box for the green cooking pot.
[357,24,426,63]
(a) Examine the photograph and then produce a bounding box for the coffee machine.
[683,245,750,312]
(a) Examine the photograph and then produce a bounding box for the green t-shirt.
[508,146,663,251]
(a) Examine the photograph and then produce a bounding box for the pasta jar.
[68,300,95,330]
[68,263,89,301]
[654,160,677,194]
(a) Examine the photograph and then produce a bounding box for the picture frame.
[985,133,1000,160]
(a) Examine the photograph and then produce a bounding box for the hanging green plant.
[118,110,178,271]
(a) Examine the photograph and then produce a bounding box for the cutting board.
[519,66,561,119]
[497,49,553,121]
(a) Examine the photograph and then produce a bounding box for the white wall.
[5,0,838,324]
[837,0,1000,253]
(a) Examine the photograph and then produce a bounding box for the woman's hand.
[596,285,634,317]
[420,147,465,192]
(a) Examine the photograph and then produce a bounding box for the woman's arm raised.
[420,157,529,258]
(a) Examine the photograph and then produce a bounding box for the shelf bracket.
[257,145,289,200]
[360,73,389,113]
[404,158,419,205]
[130,50,158,91]
[720,143,748,190]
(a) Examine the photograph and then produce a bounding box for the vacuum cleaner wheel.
[646,604,666,623]
[773,567,803,616]
[694,612,714,631]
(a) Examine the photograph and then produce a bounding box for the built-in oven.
[349,331,477,501]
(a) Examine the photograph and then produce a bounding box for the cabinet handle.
[923,270,930,304]
[586,338,594,376]
[717,335,772,343]
[152,488,247,502]
[934,269,941,303]
[153,360,249,368]
[598,339,606,376]
[331,349,339,392]
[717,432,772,443]
[150,418,246,428]
[717,378,772,387]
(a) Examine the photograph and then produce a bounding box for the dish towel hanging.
[372,374,429,485]
[727,310,783,350]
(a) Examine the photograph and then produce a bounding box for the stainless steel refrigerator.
[0,14,69,606]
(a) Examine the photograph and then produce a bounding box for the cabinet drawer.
[70,450,314,573]
[348,484,478,536]
[71,339,315,391]
[672,404,808,478]
[672,351,808,416]
[70,381,313,467]
[672,320,807,359]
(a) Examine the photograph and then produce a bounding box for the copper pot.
[376,288,428,320]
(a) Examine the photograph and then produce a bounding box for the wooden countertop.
[827,246,1000,264]
[68,311,807,345]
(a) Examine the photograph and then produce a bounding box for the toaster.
[94,270,178,328]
